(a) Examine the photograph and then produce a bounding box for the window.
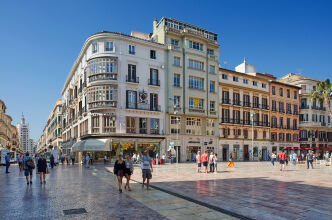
[209,65,215,74]
[233,76,239,82]
[150,119,159,134]
[174,96,180,107]
[127,64,137,82]
[279,102,284,113]
[150,50,156,59]
[189,76,204,90]
[103,116,116,133]
[189,40,203,51]
[293,134,298,142]
[139,118,147,134]
[293,119,297,129]
[173,57,180,66]
[287,89,290,98]
[293,104,298,114]
[279,88,283,96]
[294,91,297,99]
[173,74,180,87]
[87,58,118,81]
[272,86,275,95]
[129,45,135,55]
[262,83,266,88]
[253,81,258,86]
[286,103,292,114]
[210,81,215,93]
[279,133,284,141]
[150,69,159,86]
[150,93,158,111]
[186,117,201,126]
[210,101,215,112]
[126,117,136,133]
[171,39,179,46]
[126,91,137,109]
[280,117,284,128]
[189,97,204,109]
[171,116,180,125]
[87,85,117,108]
[104,41,114,52]
[207,49,214,55]
[92,116,99,133]
[92,42,98,53]
[222,74,228,80]
[287,118,290,129]
[188,59,204,70]
[243,79,248,84]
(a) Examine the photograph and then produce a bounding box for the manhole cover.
[63,208,87,215]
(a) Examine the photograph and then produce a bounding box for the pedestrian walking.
[50,154,55,168]
[292,152,297,166]
[209,152,215,173]
[156,153,159,165]
[114,155,126,193]
[17,154,23,171]
[124,155,134,191]
[86,154,90,168]
[278,150,286,171]
[196,151,202,173]
[306,150,314,169]
[66,155,70,165]
[271,152,276,166]
[141,150,153,190]
[162,154,166,164]
[227,153,234,167]
[325,151,330,166]
[132,153,137,164]
[60,154,65,164]
[214,153,218,173]
[37,154,48,184]
[23,152,34,185]
[71,153,75,165]
[201,150,209,173]
[104,155,107,164]
[35,154,40,174]
[5,153,10,173]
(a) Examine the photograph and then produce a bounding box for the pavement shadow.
[149,177,332,220]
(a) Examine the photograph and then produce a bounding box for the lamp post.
[251,112,254,161]
[174,107,179,164]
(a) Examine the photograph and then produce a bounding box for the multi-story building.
[0,99,21,153]
[37,99,63,154]
[61,31,166,161]
[152,17,220,162]
[279,73,332,154]
[269,81,300,153]
[17,114,33,154]
[218,60,274,161]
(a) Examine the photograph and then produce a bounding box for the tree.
[311,79,332,120]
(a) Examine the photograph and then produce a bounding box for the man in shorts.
[201,150,209,173]
[23,152,34,184]
[196,151,202,173]
[141,150,153,190]
[278,150,286,171]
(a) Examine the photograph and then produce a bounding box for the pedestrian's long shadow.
[149,177,332,220]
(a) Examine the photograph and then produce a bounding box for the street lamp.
[251,112,254,161]
[174,106,179,164]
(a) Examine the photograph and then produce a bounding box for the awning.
[71,139,112,152]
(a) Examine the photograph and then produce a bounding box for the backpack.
[26,158,35,169]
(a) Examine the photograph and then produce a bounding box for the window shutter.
[238,129,241,135]
[150,93,153,110]
[126,91,129,108]
[150,68,152,84]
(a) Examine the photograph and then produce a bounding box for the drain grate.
[63,208,87,215]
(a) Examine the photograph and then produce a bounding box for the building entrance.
[243,145,249,160]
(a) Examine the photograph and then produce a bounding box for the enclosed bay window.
[103,116,116,133]
[92,116,100,133]
[87,85,117,109]
[87,58,118,82]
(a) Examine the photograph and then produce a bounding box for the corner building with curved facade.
[61,31,166,161]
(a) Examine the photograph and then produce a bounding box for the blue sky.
[0,0,331,140]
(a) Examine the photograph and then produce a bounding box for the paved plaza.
[0,162,331,220]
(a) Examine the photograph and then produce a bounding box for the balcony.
[293,111,299,115]
[222,99,231,104]
[252,103,260,109]
[189,108,205,113]
[243,102,251,108]
[89,73,117,83]
[300,105,309,109]
[272,107,277,112]
[261,105,269,110]
[279,108,285,113]
[88,101,117,110]
[148,79,160,86]
[209,111,217,115]
[232,100,241,106]
[220,118,270,127]
[127,103,161,112]
[299,121,321,127]
[126,76,139,83]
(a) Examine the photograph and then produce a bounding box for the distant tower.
[17,113,32,154]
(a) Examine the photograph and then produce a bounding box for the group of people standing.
[113,150,153,193]
[196,150,219,173]
[271,150,321,171]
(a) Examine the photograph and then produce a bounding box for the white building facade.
[152,18,220,162]
[17,114,33,154]
[61,31,166,161]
